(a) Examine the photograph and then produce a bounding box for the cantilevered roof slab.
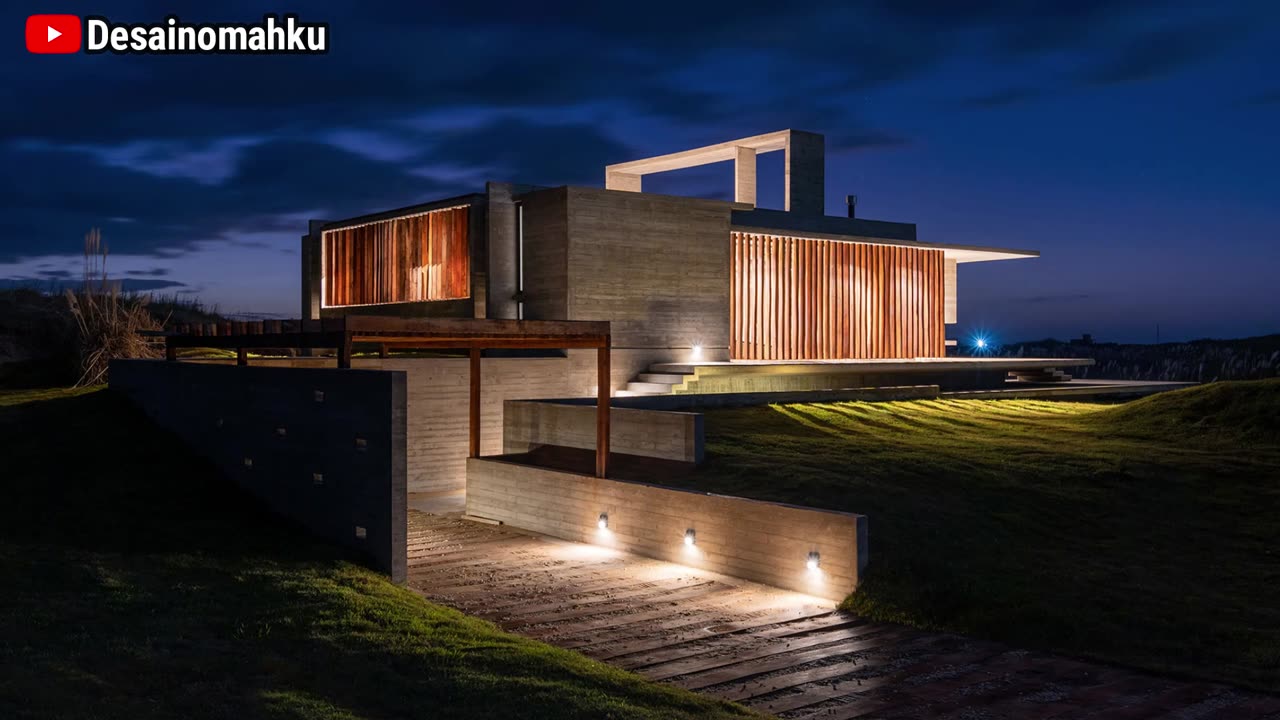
[733,225,1038,263]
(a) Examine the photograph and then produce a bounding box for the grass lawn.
[0,388,758,720]
[679,380,1280,692]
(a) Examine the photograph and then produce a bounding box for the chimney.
[846,194,858,218]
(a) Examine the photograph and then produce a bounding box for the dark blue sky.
[4,1,1277,342]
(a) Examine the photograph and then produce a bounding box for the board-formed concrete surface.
[466,457,866,601]
[407,512,1280,719]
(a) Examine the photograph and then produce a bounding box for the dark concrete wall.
[109,360,407,582]
[561,187,735,355]
[519,186,570,322]
[732,208,917,242]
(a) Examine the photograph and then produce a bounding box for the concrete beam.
[605,170,642,192]
[604,129,825,215]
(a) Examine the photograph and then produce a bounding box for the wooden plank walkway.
[407,512,1279,719]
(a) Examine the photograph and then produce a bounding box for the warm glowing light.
[683,528,696,547]
[690,344,703,360]
[806,551,821,571]
[597,513,609,530]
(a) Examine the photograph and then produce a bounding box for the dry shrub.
[64,229,163,386]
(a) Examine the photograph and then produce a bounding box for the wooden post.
[378,343,389,359]
[236,347,248,366]
[469,347,481,458]
[337,333,352,369]
[165,340,176,362]
[596,339,610,478]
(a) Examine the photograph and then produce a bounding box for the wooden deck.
[407,512,1278,718]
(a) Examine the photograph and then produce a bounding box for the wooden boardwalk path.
[407,512,1278,719]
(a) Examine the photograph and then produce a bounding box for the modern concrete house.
[114,129,1106,599]
[300,129,1055,396]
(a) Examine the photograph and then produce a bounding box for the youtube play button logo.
[26,14,82,54]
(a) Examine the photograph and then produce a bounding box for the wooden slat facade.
[322,205,470,307]
[731,232,945,360]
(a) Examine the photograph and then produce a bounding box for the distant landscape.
[995,335,1280,383]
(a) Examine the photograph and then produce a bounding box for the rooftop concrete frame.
[605,129,826,215]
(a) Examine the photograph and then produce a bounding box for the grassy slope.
[0,388,758,720]
[684,380,1280,691]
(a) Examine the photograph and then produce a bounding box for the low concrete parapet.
[466,457,866,601]
[504,400,703,463]
[109,359,407,582]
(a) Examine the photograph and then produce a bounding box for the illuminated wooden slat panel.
[321,206,470,307]
[729,231,944,360]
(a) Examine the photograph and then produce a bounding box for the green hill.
[688,382,1280,691]
[0,387,758,720]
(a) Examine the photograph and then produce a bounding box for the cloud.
[0,139,455,262]
[0,0,1267,271]
[126,268,171,277]
[1078,23,1237,87]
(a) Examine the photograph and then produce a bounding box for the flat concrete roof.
[733,224,1038,263]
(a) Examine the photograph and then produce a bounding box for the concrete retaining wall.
[503,400,703,463]
[109,359,407,582]
[210,352,656,495]
[466,458,866,601]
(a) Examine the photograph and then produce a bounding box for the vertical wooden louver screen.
[322,205,470,307]
[730,232,945,360]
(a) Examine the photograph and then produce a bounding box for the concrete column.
[944,258,958,324]
[301,220,327,321]
[733,146,757,205]
[784,131,825,215]
[485,182,519,320]
[605,170,642,192]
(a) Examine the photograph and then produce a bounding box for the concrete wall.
[180,353,656,496]
[519,185,736,367]
[503,400,703,463]
[519,187,569,322]
[467,458,866,601]
[565,187,734,354]
[109,359,407,582]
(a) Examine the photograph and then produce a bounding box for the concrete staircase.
[618,369,694,397]
[1009,367,1072,383]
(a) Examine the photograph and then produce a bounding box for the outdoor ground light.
[806,551,821,571]
[684,528,696,546]
[597,513,608,530]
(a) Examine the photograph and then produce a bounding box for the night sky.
[5,1,1278,343]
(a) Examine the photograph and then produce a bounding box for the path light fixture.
[597,513,609,530]
[684,528,696,547]
[806,551,821,571]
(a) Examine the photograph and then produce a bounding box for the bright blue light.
[974,337,987,349]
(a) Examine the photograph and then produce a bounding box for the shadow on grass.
[0,389,755,720]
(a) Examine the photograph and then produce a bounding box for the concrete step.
[626,381,676,394]
[637,372,691,384]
